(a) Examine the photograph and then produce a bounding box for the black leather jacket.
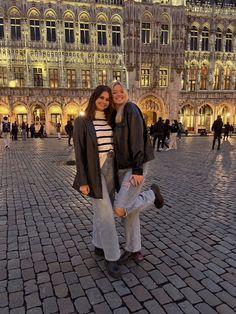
[113,102,154,175]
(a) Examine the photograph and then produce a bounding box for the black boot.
[105,260,121,278]
[151,184,164,208]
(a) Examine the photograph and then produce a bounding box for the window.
[11,18,21,40]
[97,24,107,45]
[225,29,232,52]
[80,23,89,44]
[14,67,24,87]
[189,65,197,91]
[141,69,150,87]
[112,25,121,46]
[46,20,56,42]
[200,64,207,90]
[98,70,107,85]
[224,66,231,90]
[215,28,222,52]
[142,22,151,44]
[190,26,198,51]
[30,19,40,41]
[65,22,74,43]
[0,67,7,86]
[51,114,61,124]
[49,69,59,88]
[0,18,4,39]
[67,69,76,88]
[33,68,43,87]
[160,24,169,45]
[81,70,91,88]
[201,27,209,51]
[113,70,121,81]
[159,68,168,87]
[213,67,220,90]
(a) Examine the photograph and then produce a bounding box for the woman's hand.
[79,185,90,195]
[129,175,144,186]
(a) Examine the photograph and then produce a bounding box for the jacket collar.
[85,119,97,146]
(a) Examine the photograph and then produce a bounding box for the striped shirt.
[93,118,114,168]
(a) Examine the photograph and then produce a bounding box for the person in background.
[168,120,179,150]
[56,122,61,139]
[26,123,30,138]
[223,122,230,140]
[30,123,35,138]
[111,81,164,264]
[73,85,121,278]
[211,115,223,150]
[11,121,18,141]
[1,116,11,149]
[21,121,27,141]
[65,120,74,146]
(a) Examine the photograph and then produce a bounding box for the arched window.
[142,14,151,44]
[200,64,207,90]
[0,14,4,39]
[201,27,209,51]
[45,11,57,42]
[28,9,40,41]
[225,28,232,52]
[112,16,122,47]
[64,12,75,44]
[97,15,107,46]
[79,13,90,45]
[215,27,222,52]
[160,15,170,45]
[10,8,22,41]
[190,26,198,50]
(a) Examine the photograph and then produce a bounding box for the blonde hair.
[111,81,129,123]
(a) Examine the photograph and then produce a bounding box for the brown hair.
[85,85,113,122]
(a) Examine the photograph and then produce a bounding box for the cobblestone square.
[0,136,235,314]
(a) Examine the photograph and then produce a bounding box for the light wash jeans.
[92,153,120,261]
[3,132,10,147]
[114,162,155,253]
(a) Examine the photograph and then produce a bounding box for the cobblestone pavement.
[0,136,236,314]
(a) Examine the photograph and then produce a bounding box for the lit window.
[67,69,76,88]
[98,70,107,85]
[113,71,121,81]
[0,67,7,86]
[97,24,107,45]
[80,23,89,44]
[142,23,151,44]
[201,27,209,51]
[200,64,207,90]
[33,68,43,87]
[11,18,21,40]
[49,69,59,88]
[0,18,4,39]
[141,69,150,87]
[30,19,40,41]
[160,24,169,45]
[112,25,121,46]
[81,70,91,88]
[65,22,74,43]
[14,67,24,87]
[159,68,168,87]
[190,26,198,51]
[225,29,232,52]
[215,28,222,52]
[46,20,56,42]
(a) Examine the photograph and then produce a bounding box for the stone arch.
[63,10,75,21]
[198,103,213,132]
[27,8,40,18]
[138,95,165,126]
[44,9,57,19]
[217,103,232,124]
[179,104,194,131]
[111,14,123,24]
[8,7,21,17]
[12,103,28,124]
[142,11,153,21]
[97,13,108,23]
[79,12,90,21]
[0,103,10,123]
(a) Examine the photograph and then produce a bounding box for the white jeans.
[114,163,155,252]
[92,154,120,261]
[3,132,10,147]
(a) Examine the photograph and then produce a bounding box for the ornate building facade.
[0,0,235,134]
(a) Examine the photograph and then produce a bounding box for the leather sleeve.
[73,117,88,186]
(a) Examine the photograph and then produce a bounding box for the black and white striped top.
[93,118,114,167]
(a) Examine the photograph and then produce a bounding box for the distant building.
[0,0,235,134]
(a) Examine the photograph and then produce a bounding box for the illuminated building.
[0,0,235,134]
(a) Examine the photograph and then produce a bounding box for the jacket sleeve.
[73,117,88,186]
[127,107,145,175]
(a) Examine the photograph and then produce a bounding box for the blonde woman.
[111,82,164,263]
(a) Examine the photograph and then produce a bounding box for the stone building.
[0,0,235,134]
